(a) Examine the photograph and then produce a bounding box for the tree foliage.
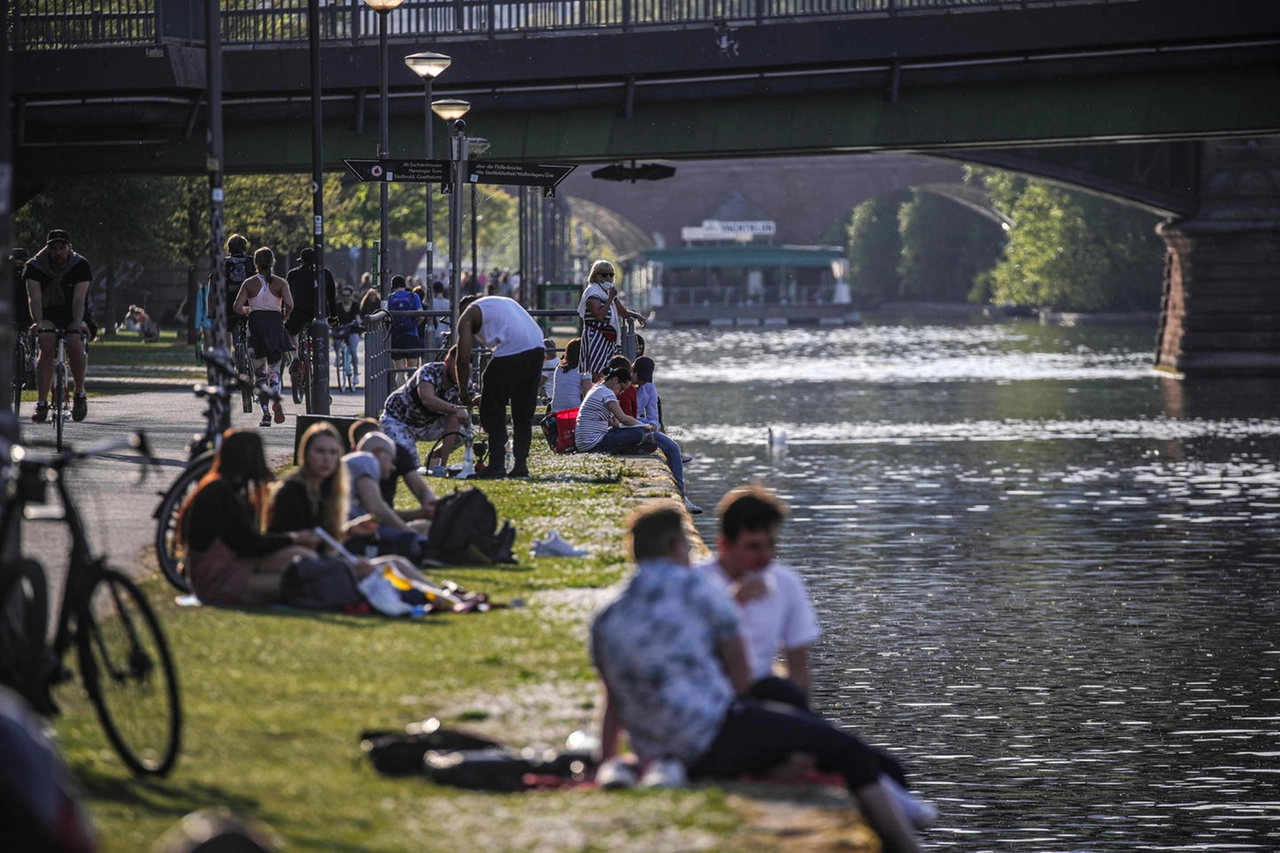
[982,170,1165,312]
[846,190,908,304]
[897,190,1003,303]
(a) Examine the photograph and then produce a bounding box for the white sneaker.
[596,757,638,789]
[884,777,938,828]
[640,758,687,789]
[531,530,590,558]
[683,497,703,515]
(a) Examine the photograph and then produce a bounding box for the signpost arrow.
[344,158,577,197]
[468,161,576,197]
[343,158,450,183]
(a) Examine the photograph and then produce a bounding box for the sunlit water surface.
[650,322,1280,852]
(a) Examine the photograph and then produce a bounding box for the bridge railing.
[7,0,1140,50]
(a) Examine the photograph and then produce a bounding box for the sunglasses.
[600,272,615,279]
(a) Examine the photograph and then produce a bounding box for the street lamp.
[432,98,470,326]
[403,51,451,283]
[362,0,404,300]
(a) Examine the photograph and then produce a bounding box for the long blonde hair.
[272,422,348,539]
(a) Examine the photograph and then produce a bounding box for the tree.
[897,190,1003,303]
[983,174,1164,312]
[846,191,908,305]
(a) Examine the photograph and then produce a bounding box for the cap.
[45,229,71,245]
[298,246,316,264]
[8,248,29,262]
[543,338,557,351]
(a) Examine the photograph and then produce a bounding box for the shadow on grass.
[75,764,262,820]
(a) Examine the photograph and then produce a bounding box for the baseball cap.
[298,246,316,264]
[8,248,29,262]
[45,229,71,245]
[543,338,556,351]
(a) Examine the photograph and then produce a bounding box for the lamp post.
[431,98,470,329]
[403,51,451,284]
[362,0,404,300]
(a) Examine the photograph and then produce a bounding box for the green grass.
[49,446,772,852]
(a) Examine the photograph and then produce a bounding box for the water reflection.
[651,323,1280,852]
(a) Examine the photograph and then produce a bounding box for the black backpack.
[428,488,516,565]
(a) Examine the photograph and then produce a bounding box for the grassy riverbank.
[50,445,879,852]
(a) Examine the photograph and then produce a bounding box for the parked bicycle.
[332,319,360,393]
[0,430,182,776]
[232,318,254,414]
[153,350,261,593]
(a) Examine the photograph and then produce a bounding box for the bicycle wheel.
[0,559,52,714]
[53,362,66,451]
[152,453,214,594]
[10,344,23,414]
[77,568,181,777]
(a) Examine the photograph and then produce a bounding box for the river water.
[651,322,1280,852]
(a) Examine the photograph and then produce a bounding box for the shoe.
[595,758,638,790]
[71,395,88,422]
[531,531,589,558]
[272,401,285,424]
[507,464,529,479]
[640,758,687,789]
[681,454,693,463]
[684,497,703,515]
[31,401,49,424]
[260,413,272,427]
[474,465,506,479]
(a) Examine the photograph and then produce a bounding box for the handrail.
[7,0,1140,50]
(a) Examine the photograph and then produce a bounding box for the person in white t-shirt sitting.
[575,365,700,514]
[695,482,819,705]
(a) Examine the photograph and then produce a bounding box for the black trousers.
[479,347,544,469]
[688,698,885,791]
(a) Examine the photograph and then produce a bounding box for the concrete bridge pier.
[1155,139,1280,377]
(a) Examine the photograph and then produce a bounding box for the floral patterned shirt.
[382,361,460,430]
[590,558,741,763]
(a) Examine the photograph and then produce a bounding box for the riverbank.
[53,444,880,853]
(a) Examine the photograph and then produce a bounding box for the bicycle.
[332,320,360,393]
[33,327,81,451]
[233,318,254,413]
[0,431,182,776]
[289,323,313,408]
[152,350,259,594]
[10,328,35,415]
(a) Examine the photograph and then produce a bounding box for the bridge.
[4,0,1280,374]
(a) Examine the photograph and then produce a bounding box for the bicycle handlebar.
[14,430,158,482]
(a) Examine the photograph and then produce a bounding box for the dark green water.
[652,321,1280,852]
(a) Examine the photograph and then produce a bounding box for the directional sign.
[468,161,576,197]
[343,158,450,183]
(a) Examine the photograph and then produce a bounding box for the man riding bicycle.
[23,229,92,424]
[218,233,254,351]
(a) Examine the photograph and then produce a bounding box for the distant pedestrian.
[233,247,294,427]
[219,233,254,350]
[578,260,645,381]
[455,294,545,479]
[386,275,424,371]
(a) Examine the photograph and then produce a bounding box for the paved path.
[17,384,369,592]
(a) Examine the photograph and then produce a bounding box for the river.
[651,321,1280,852]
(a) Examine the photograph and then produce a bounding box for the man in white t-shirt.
[696,483,819,705]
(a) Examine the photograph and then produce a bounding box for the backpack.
[427,488,517,565]
[280,555,365,609]
[386,290,421,335]
[224,254,252,292]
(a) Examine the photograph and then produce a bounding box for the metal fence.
[7,0,1142,49]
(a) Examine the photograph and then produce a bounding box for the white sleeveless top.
[247,275,282,312]
[473,296,544,357]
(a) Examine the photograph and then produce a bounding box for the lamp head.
[432,98,471,122]
[361,0,404,11]
[404,51,452,80]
